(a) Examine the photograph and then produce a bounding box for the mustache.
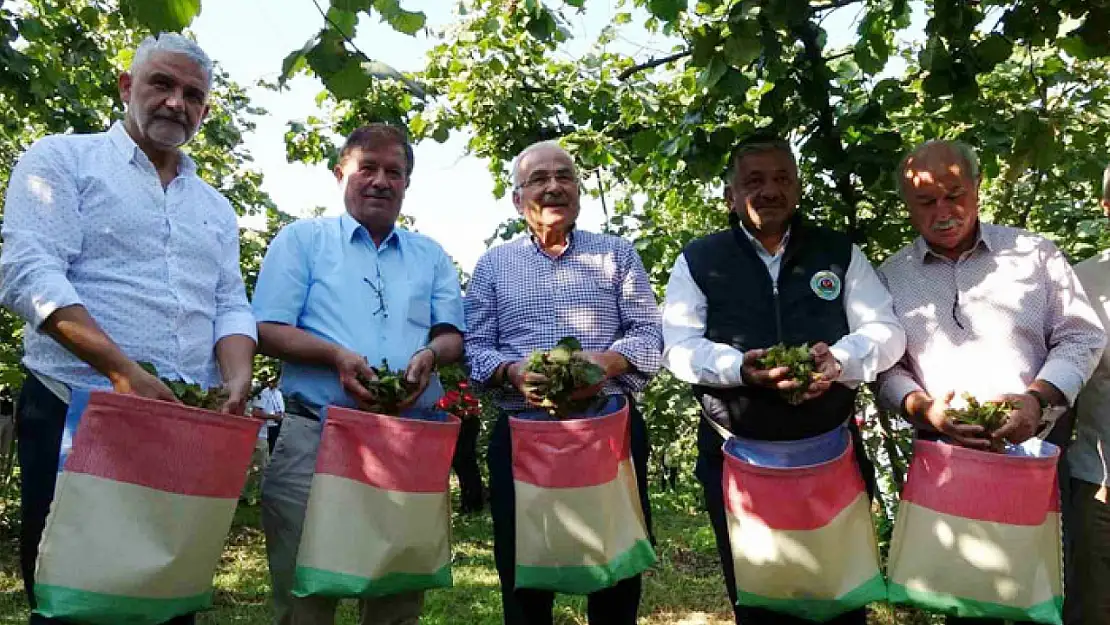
[932,218,962,231]
[362,188,394,199]
[539,191,568,204]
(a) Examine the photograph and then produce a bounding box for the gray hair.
[130,33,214,87]
[896,140,980,198]
[727,137,797,179]
[510,140,576,189]
[1102,163,1110,202]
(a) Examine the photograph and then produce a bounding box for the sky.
[189,1,900,272]
[190,0,666,272]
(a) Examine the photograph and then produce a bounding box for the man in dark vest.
[661,135,905,624]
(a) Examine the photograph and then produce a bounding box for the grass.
[0,480,936,624]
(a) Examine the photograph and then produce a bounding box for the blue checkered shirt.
[464,229,663,410]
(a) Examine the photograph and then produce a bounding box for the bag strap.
[702,414,735,442]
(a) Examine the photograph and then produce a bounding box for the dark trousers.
[694,418,872,625]
[16,373,195,625]
[1064,477,1110,625]
[452,415,485,512]
[487,399,653,625]
[266,420,281,453]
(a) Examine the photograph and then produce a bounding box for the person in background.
[1063,162,1110,625]
[257,376,285,452]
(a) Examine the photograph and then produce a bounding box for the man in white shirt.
[256,377,285,452]
[0,34,256,625]
[1061,163,1110,625]
[661,134,905,624]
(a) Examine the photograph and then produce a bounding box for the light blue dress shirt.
[0,122,256,391]
[252,213,466,411]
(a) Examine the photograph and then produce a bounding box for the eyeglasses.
[363,269,388,318]
[517,170,578,190]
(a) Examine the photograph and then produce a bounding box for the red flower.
[457,381,469,390]
[444,390,461,403]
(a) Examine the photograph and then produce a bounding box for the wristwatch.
[1027,389,1067,437]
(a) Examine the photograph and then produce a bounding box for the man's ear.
[333,161,345,184]
[724,185,736,213]
[1101,198,1110,218]
[119,72,133,105]
[512,188,524,214]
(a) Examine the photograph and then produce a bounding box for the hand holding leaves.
[522,337,606,418]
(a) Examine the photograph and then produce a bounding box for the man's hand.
[740,349,804,392]
[568,350,627,400]
[798,342,841,402]
[400,348,437,410]
[991,393,1040,445]
[219,376,252,415]
[506,361,549,407]
[109,361,178,403]
[333,347,377,405]
[904,390,991,450]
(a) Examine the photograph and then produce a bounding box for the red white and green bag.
[886,438,1064,623]
[293,405,461,598]
[720,421,886,622]
[35,390,259,625]
[509,396,656,594]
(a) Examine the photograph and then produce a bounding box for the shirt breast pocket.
[406,293,433,330]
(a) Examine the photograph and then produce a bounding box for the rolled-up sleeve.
[1038,241,1106,404]
[463,253,511,383]
[0,137,84,328]
[252,223,311,326]
[877,357,925,413]
[213,211,257,342]
[430,249,466,333]
[610,242,663,389]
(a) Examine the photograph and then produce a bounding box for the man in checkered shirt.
[463,140,663,625]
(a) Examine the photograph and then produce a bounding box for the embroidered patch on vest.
[810,270,841,301]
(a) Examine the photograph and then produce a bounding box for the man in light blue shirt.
[0,34,256,625]
[252,123,465,625]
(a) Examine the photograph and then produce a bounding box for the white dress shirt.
[662,225,905,388]
[876,224,1105,412]
[0,122,256,391]
[258,387,285,416]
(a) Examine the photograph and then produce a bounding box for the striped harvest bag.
[887,438,1064,624]
[722,424,886,621]
[35,390,259,625]
[293,406,460,598]
[510,396,657,594]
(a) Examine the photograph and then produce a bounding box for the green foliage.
[356,360,418,415]
[756,344,820,405]
[524,337,606,418]
[137,361,230,409]
[120,0,200,32]
[947,392,1015,439]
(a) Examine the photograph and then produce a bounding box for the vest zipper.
[772,279,783,343]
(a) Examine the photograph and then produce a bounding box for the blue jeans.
[17,372,195,625]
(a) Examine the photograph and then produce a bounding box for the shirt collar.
[527,224,576,257]
[107,121,197,176]
[739,221,791,256]
[913,220,991,263]
[340,212,400,249]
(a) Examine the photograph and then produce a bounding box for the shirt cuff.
[469,351,514,384]
[1036,359,1085,406]
[828,345,859,385]
[27,281,83,330]
[610,338,663,377]
[215,311,258,343]
[878,374,922,414]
